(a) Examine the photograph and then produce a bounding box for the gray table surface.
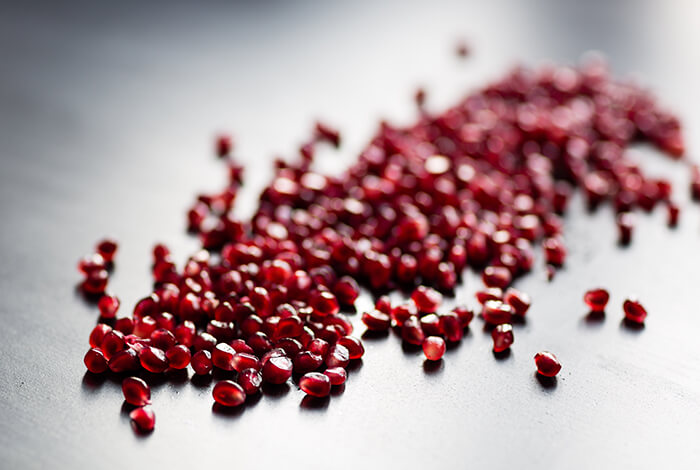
[1,1,700,468]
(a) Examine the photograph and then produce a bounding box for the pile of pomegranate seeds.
[80,55,686,433]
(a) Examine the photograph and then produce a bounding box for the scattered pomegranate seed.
[299,372,332,397]
[97,294,120,318]
[411,286,442,313]
[325,344,350,368]
[213,380,246,407]
[261,353,293,384]
[238,368,263,395]
[216,134,233,157]
[96,238,118,263]
[584,288,609,312]
[323,367,347,386]
[504,288,531,317]
[191,350,213,375]
[623,298,648,324]
[211,343,236,371]
[139,346,169,373]
[78,253,106,275]
[122,377,151,406]
[89,323,112,349]
[232,352,260,372]
[84,348,108,373]
[361,309,392,331]
[314,121,341,147]
[491,324,514,353]
[617,212,635,245]
[452,306,474,327]
[108,349,139,373]
[165,345,191,369]
[482,300,513,325]
[401,316,426,346]
[439,313,463,342]
[534,351,562,377]
[667,203,679,227]
[130,406,155,432]
[482,266,512,289]
[422,336,446,361]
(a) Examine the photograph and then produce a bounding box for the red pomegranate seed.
[97,294,120,318]
[211,343,236,371]
[401,316,425,345]
[491,324,514,352]
[165,345,191,369]
[232,352,260,372]
[310,290,340,316]
[139,346,169,373]
[422,336,446,361]
[534,351,562,377]
[293,351,324,374]
[122,377,151,406]
[482,266,512,289]
[361,309,391,331]
[307,338,330,357]
[261,354,293,384]
[96,238,118,263]
[374,296,392,314]
[411,286,442,313]
[584,288,609,312]
[452,306,475,327]
[325,344,350,368]
[130,406,155,432]
[617,212,634,245]
[337,336,364,359]
[101,330,126,359]
[299,372,332,397]
[324,367,347,386]
[439,313,463,342]
[84,348,108,373]
[334,276,360,305]
[108,349,139,373]
[89,323,112,348]
[213,380,246,407]
[504,288,531,316]
[114,317,134,335]
[150,328,176,351]
[420,313,442,336]
[475,287,503,305]
[667,203,679,227]
[82,269,108,295]
[623,298,648,324]
[314,121,341,147]
[78,253,106,274]
[543,237,566,266]
[191,350,213,375]
[482,300,513,325]
[216,134,233,157]
[237,368,262,395]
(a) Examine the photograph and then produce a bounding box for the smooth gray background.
[1,1,700,469]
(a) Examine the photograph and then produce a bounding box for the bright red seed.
[623,298,647,324]
[452,306,475,327]
[191,350,213,375]
[504,288,531,317]
[238,368,263,395]
[213,380,247,407]
[108,349,139,373]
[439,313,463,342]
[232,352,260,372]
[165,345,191,369]
[323,367,347,386]
[122,377,151,406]
[216,134,233,157]
[139,346,169,373]
[84,348,108,373]
[334,276,360,305]
[130,406,155,432]
[401,316,425,346]
[617,212,634,245]
[543,237,566,266]
[411,286,442,313]
[299,372,332,397]
[89,323,112,348]
[475,287,503,305]
[82,269,108,295]
[261,354,293,384]
[482,300,514,325]
[78,253,106,274]
[325,344,350,368]
[422,336,446,361]
[101,330,126,359]
[211,343,236,371]
[491,324,514,352]
[97,294,120,318]
[584,288,609,312]
[482,266,512,289]
[293,351,324,374]
[534,351,562,377]
[336,336,364,360]
[361,309,392,331]
[96,238,118,263]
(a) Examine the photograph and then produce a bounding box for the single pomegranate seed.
[324,367,347,386]
[165,345,191,369]
[230,339,255,355]
[617,212,634,245]
[504,288,531,316]
[89,323,112,348]
[293,351,324,374]
[150,328,176,351]
[439,313,463,342]
[97,294,120,318]
[78,253,106,274]
[422,336,446,361]
[374,295,392,314]
[623,298,647,324]
[543,237,566,266]
[82,269,108,295]
[482,300,513,325]
[584,288,609,312]
[101,330,126,359]
[325,344,350,368]
[261,354,293,384]
[192,332,217,352]
[299,372,332,397]
[336,336,364,359]
[420,313,442,336]
[310,290,340,316]
[491,324,514,352]
[667,203,679,227]
[238,368,263,395]
[96,238,118,263]
[232,352,260,372]
[307,338,330,357]
[411,286,442,313]
[84,348,108,373]
[452,306,475,327]
[216,134,233,157]
[130,406,155,433]
[534,351,562,377]
[211,343,236,371]
[191,350,213,375]
[475,287,503,305]
[401,316,425,345]
[334,276,360,305]
[213,380,246,407]
[314,121,341,147]
[108,349,139,373]
[122,377,151,406]
[114,317,134,335]
[139,346,169,373]
[482,266,512,289]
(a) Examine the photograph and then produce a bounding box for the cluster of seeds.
[80,55,686,433]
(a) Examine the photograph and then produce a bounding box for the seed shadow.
[261,382,290,399]
[120,401,138,416]
[445,340,462,351]
[621,318,645,332]
[74,284,101,306]
[582,310,605,326]
[245,391,263,407]
[534,372,558,390]
[212,368,236,381]
[510,316,527,328]
[130,423,154,437]
[300,395,330,411]
[361,330,389,341]
[81,372,107,391]
[330,383,345,396]
[423,359,444,375]
[212,402,246,418]
[190,374,213,389]
[346,359,363,372]
[492,349,511,361]
[164,368,189,386]
[401,341,423,354]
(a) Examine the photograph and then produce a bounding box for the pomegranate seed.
[114,317,134,335]
[543,237,566,266]
[108,349,139,373]
[420,313,442,336]
[617,212,634,245]
[96,238,118,263]
[475,287,503,305]
[411,286,442,313]
[230,339,255,355]
[504,288,531,316]
[78,253,106,274]
[213,380,246,407]
[150,328,176,351]
[374,296,392,314]
[261,354,293,384]
[165,345,191,369]
[314,121,341,147]
[324,367,347,386]
[482,300,513,325]
[211,343,236,371]
[122,377,151,406]
[401,316,425,345]
[336,336,364,359]
[439,313,463,342]
[334,276,360,305]
[299,372,332,397]
[325,344,350,368]
[84,348,108,373]
[101,330,126,359]
[139,346,169,373]
[584,288,609,312]
[453,306,475,327]
[422,336,446,361]
[82,269,108,295]
[232,352,260,372]
[491,324,514,352]
[362,309,392,331]
[534,351,562,377]
[482,266,512,289]
[293,351,324,374]
[130,406,155,432]
[191,350,213,375]
[89,323,112,348]
[310,290,340,316]
[238,368,263,395]
[667,203,679,227]
[307,338,330,357]
[623,298,647,324]
[97,294,120,318]
[216,134,233,157]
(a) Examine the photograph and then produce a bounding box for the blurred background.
[1,1,699,468]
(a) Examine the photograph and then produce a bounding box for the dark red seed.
[293,351,324,374]
[275,337,303,357]
[229,339,255,355]
[150,328,176,351]
[334,276,360,305]
[307,338,330,357]
[584,288,609,312]
[238,368,263,395]
[420,313,442,336]
[84,348,108,373]
[216,134,233,157]
[374,295,392,314]
[122,377,151,406]
[401,316,425,345]
[325,344,350,368]
[174,321,196,347]
[89,323,112,348]
[310,290,340,316]
[213,380,246,407]
[261,354,293,384]
[211,343,236,371]
[114,317,134,335]
[336,336,364,360]
[191,350,213,375]
[165,345,191,369]
[491,324,514,352]
[101,330,126,359]
[299,372,331,397]
[78,253,106,275]
[361,309,392,331]
[534,351,562,377]
[130,406,155,432]
[482,300,514,325]
[96,238,118,263]
[475,287,503,305]
[314,121,341,148]
[482,266,512,289]
[133,316,157,339]
[504,288,531,316]
[623,298,647,324]
[422,336,446,361]
[667,203,679,227]
[411,286,442,313]
[439,313,463,342]
[452,306,474,327]
[97,294,120,318]
[324,367,347,386]
[391,302,417,327]
[192,332,217,352]
[82,269,108,295]
[543,237,566,266]
[275,316,304,339]
[108,349,139,373]
[232,352,260,372]
[139,346,169,373]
